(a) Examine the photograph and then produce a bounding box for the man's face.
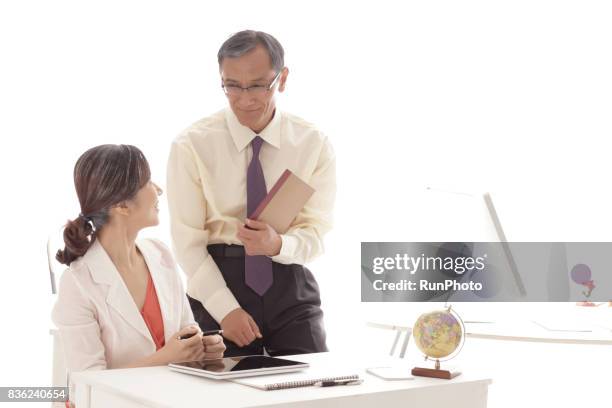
[220,45,288,133]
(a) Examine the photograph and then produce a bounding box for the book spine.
[249,169,292,219]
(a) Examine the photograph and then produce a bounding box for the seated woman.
[52,144,225,378]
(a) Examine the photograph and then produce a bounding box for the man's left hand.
[237,219,282,256]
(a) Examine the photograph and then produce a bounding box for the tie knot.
[251,136,264,157]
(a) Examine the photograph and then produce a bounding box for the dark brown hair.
[56,144,151,265]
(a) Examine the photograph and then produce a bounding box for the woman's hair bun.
[56,216,93,265]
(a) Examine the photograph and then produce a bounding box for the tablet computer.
[168,355,309,379]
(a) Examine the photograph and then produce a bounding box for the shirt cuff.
[202,287,241,324]
[187,271,241,324]
[270,233,299,265]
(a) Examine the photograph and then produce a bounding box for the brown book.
[249,169,315,234]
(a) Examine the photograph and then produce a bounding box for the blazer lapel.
[137,239,176,343]
[85,240,154,344]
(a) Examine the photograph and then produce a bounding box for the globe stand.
[411,306,465,380]
[412,358,461,380]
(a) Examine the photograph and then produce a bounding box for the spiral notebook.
[231,372,360,391]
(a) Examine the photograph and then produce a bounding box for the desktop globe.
[411,306,464,379]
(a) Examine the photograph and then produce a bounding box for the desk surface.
[465,319,612,344]
[364,320,612,408]
[71,352,491,408]
[368,314,612,345]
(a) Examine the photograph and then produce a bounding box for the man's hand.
[237,219,282,256]
[220,308,262,347]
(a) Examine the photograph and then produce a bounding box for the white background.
[1,0,611,406]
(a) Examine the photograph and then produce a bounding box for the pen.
[202,329,224,337]
[313,379,363,387]
[179,329,224,340]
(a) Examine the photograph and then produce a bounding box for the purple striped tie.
[245,136,273,296]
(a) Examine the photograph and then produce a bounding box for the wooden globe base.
[412,360,461,380]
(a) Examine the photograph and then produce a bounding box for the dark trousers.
[188,244,328,357]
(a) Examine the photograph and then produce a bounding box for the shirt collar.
[225,107,281,152]
[84,239,118,286]
[84,239,161,286]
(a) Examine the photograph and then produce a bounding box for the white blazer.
[52,238,196,372]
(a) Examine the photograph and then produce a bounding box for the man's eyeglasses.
[221,71,282,97]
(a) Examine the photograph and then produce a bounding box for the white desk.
[465,320,612,345]
[367,318,612,345]
[71,352,492,408]
[365,319,612,407]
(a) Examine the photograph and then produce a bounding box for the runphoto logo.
[363,242,612,302]
[372,253,487,275]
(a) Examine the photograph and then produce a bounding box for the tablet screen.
[172,356,306,373]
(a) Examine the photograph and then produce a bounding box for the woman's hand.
[203,334,226,359]
[159,325,206,364]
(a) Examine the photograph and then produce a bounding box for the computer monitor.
[361,188,526,302]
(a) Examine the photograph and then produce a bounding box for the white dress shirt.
[167,108,336,324]
[51,238,196,372]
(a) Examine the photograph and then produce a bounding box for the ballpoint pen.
[313,379,363,387]
[179,329,224,340]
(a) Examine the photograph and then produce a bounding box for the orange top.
[141,274,165,350]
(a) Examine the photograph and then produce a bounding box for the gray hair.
[217,30,285,72]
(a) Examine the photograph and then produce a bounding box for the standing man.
[167,30,336,356]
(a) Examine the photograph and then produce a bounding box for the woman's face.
[127,180,163,230]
